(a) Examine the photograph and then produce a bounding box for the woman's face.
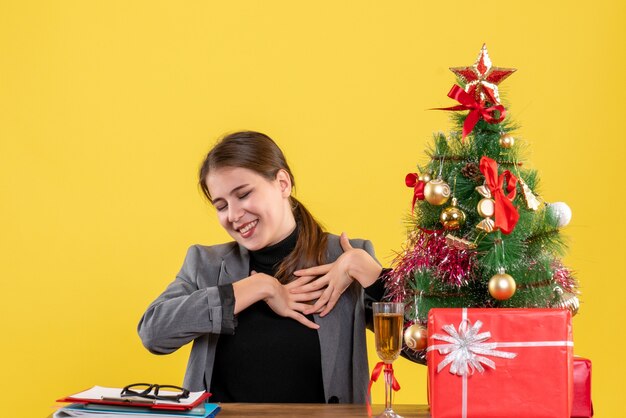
[206,166,296,251]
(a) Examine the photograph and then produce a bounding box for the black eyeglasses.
[120,383,190,403]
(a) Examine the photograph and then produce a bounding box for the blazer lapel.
[315,308,341,400]
[219,243,250,285]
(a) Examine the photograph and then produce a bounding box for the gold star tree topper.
[450,44,516,105]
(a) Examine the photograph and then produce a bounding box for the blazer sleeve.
[137,245,236,355]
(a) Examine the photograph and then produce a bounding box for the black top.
[210,227,326,403]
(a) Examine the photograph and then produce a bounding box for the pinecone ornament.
[461,162,484,183]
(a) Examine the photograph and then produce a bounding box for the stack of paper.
[54,386,219,418]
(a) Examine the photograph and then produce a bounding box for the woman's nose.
[227,203,244,223]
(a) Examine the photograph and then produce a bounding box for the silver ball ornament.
[547,202,572,228]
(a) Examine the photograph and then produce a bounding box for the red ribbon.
[418,226,445,235]
[434,85,507,141]
[405,173,425,211]
[367,362,401,416]
[479,156,519,234]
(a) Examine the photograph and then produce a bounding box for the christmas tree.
[386,45,579,364]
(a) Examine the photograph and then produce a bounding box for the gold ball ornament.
[404,324,428,351]
[419,173,432,183]
[488,269,517,300]
[440,198,466,230]
[424,178,451,206]
[499,134,515,149]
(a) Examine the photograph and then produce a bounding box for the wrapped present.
[572,357,593,417]
[427,308,573,418]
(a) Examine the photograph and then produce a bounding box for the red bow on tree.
[405,173,425,211]
[479,156,519,234]
[367,362,401,416]
[435,85,507,141]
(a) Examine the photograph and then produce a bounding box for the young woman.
[137,131,386,404]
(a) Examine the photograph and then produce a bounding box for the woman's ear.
[275,169,292,197]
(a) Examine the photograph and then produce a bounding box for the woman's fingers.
[293,263,333,277]
[289,275,330,294]
[339,232,354,252]
[319,291,343,317]
[289,301,317,312]
[289,312,320,329]
[290,289,324,302]
[303,299,325,316]
[304,285,333,315]
[285,274,317,290]
[277,233,356,320]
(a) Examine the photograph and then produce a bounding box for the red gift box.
[427,308,573,418]
[572,357,593,417]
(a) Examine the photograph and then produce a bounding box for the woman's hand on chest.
[290,233,383,317]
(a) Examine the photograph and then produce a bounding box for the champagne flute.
[373,302,404,418]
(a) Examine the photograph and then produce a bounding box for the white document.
[66,385,206,406]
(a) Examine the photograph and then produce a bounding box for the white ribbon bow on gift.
[429,319,517,376]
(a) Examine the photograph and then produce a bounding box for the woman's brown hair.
[198,131,327,283]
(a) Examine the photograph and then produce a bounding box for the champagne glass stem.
[384,366,393,413]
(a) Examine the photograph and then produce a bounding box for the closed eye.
[212,186,252,212]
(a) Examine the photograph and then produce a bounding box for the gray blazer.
[137,234,379,404]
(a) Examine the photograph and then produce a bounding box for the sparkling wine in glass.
[373,302,404,418]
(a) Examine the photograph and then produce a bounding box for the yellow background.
[1,1,624,416]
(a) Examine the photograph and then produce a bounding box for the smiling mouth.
[237,220,258,235]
